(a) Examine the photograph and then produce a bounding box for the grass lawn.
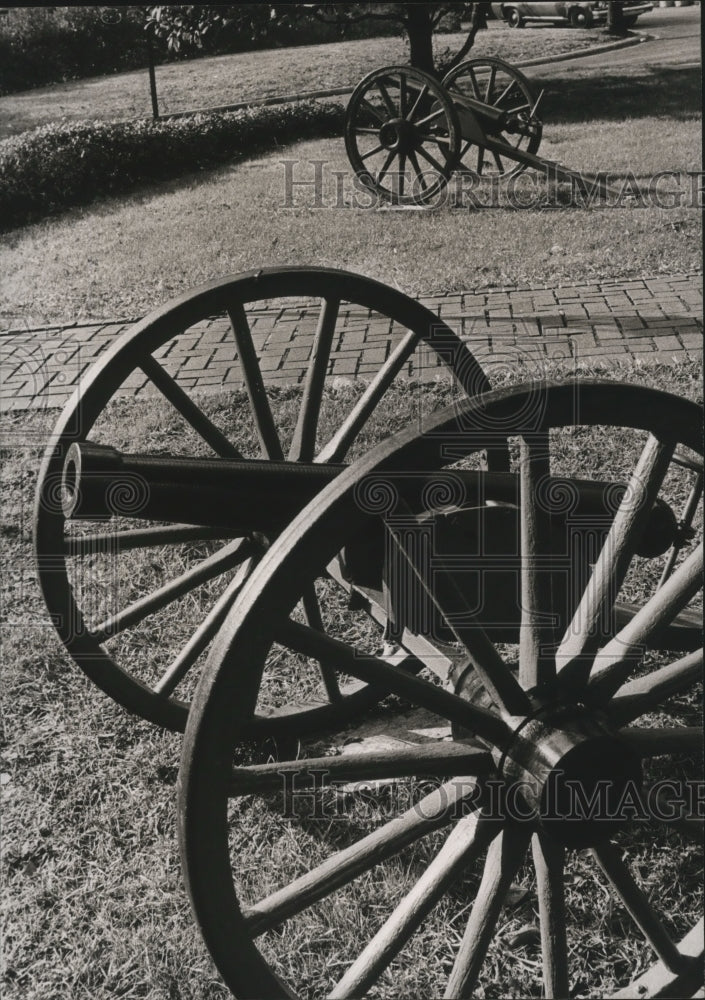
[1,111,700,326]
[1,21,699,328]
[0,24,602,140]
[1,32,700,328]
[2,358,702,999]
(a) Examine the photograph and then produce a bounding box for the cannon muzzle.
[61,442,344,533]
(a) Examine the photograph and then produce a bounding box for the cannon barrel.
[61,442,344,533]
[61,442,678,557]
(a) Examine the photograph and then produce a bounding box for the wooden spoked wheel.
[34,267,491,733]
[345,65,461,205]
[442,57,543,181]
[180,381,703,999]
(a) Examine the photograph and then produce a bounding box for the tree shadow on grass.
[534,66,701,123]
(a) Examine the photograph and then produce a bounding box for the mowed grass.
[2,359,702,999]
[0,33,699,326]
[1,118,699,326]
[0,23,600,139]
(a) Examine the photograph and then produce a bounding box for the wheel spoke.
[407,149,428,192]
[273,618,514,747]
[288,297,339,462]
[317,328,488,463]
[406,82,429,122]
[376,78,397,117]
[495,79,517,107]
[230,742,494,796]
[457,140,474,164]
[592,842,695,975]
[154,555,256,697]
[492,150,506,174]
[64,524,238,557]
[477,145,486,175]
[330,812,500,999]
[355,127,380,136]
[360,97,386,125]
[587,543,703,701]
[377,149,398,186]
[387,520,532,717]
[557,435,676,671]
[360,142,385,162]
[91,537,256,642]
[228,301,284,460]
[139,354,242,459]
[242,777,482,936]
[607,650,703,725]
[416,145,447,175]
[612,919,705,1000]
[484,65,497,104]
[519,433,556,688]
[398,152,406,198]
[619,725,703,757]
[444,825,531,998]
[314,334,420,459]
[414,107,446,128]
[659,468,702,586]
[398,72,407,117]
[532,832,570,999]
[300,585,342,702]
[466,68,480,100]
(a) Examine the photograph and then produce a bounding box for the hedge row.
[0,101,345,232]
[0,7,151,95]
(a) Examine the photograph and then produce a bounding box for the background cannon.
[345,57,617,205]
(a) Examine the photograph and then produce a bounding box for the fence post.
[146,34,159,120]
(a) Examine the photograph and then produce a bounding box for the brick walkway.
[1,272,701,412]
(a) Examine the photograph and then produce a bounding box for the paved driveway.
[522,6,701,73]
[519,4,700,73]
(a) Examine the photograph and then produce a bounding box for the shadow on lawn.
[535,66,701,123]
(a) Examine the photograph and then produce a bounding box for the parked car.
[491,2,653,28]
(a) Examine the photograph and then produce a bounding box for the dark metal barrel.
[61,442,678,557]
[61,442,344,532]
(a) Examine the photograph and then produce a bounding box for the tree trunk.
[444,2,491,74]
[607,0,627,34]
[404,3,436,75]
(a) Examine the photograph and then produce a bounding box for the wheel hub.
[452,666,642,848]
[379,118,419,155]
[499,712,642,848]
[503,112,539,137]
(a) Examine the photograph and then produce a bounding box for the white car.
[492,2,653,29]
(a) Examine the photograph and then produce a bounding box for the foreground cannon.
[179,380,704,999]
[33,269,703,997]
[345,57,618,205]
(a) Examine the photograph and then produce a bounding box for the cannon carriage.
[34,265,703,997]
